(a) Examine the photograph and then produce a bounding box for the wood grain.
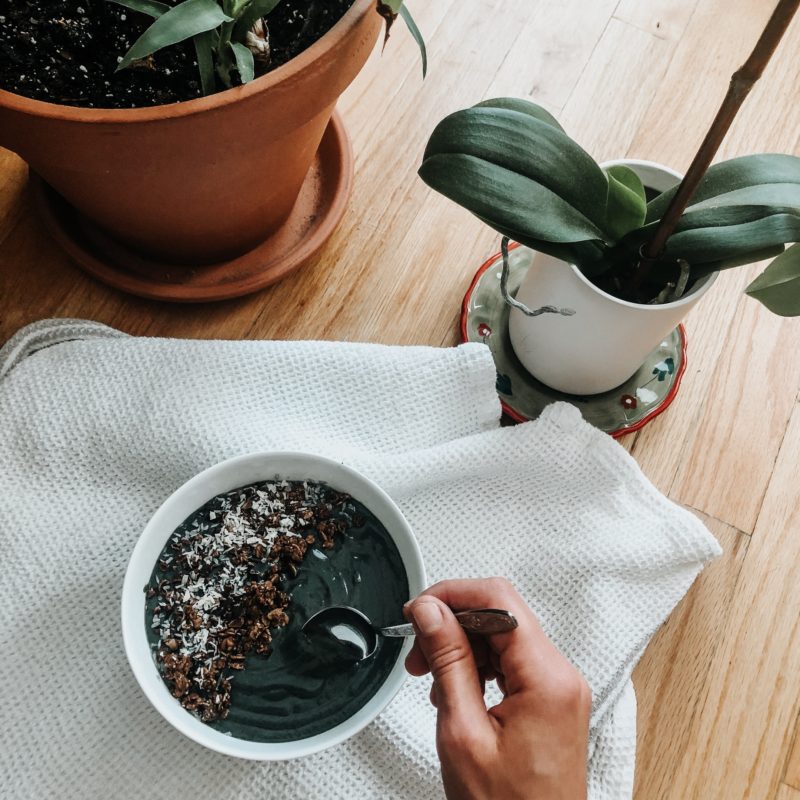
[560,18,672,161]
[1,1,800,798]
[667,403,800,799]
[785,722,800,789]
[484,0,617,110]
[632,513,748,800]
[614,0,700,41]
[671,290,800,532]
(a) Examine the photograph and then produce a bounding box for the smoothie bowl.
[121,452,425,760]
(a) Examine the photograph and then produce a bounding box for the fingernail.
[412,600,443,635]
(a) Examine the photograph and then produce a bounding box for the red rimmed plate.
[461,244,687,438]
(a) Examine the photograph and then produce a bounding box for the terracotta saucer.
[461,246,688,438]
[32,111,353,303]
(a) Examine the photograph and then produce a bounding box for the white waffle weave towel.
[0,319,720,800]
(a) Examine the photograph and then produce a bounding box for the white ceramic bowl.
[121,451,426,760]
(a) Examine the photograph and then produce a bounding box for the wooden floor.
[1,1,800,797]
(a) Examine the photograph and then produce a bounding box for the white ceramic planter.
[508,159,718,395]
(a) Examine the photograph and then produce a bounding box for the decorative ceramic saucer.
[461,246,687,438]
[32,112,352,303]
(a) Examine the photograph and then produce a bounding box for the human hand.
[404,578,591,800]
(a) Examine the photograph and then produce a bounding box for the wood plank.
[666,403,800,799]
[785,722,800,789]
[627,0,800,501]
[241,0,536,347]
[777,785,800,800]
[628,0,800,168]
[337,0,457,145]
[559,18,673,162]
[484,0,617,110]
[614,0,700,41]
[629,266,753,495]
[633,514,748,800]
[669,288,800,532]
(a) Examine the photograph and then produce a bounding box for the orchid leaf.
[422,106,609,231]
[230,41,255,83]
[420,152,605,246]
[745,243,800,316]
[474,97,564,132]
[681,182,800,213]
[664,211,800,263]
[117,0,232,71]
[646,154,800,223]
[604,164,646,242]
[691,245,786,279]
[474,215,607,267]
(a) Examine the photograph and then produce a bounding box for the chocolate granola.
[147,480,356,722]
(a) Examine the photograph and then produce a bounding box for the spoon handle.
[381,608,518,638]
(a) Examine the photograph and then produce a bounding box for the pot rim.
[0,0,374,123]
[563,157,720,312]
[564,254,719,311]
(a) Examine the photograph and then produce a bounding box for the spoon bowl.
[303,606,379,661]
[302,605,518,664]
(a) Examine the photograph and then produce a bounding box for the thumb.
[408,596,488,726]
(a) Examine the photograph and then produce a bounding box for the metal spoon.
[302,605,518,662]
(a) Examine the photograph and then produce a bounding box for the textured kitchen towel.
[0,319,720,800]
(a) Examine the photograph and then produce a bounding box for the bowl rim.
[121,450,426,760]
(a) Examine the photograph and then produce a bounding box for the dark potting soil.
[0,0,355,108]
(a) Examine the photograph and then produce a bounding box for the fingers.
[406,578,567,697]
[406,596,492,732]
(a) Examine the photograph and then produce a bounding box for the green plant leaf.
[117,0,232,71]
[675,204,800,234]
[193,31,216,95]
[604,164,646,242]
[664,211,800,263]
[399,5,426,78]
[690,245,786,279]
[681,182,800,213]
[230,41,255,82]
[745,243,800,316]
[422,106,610,231]
[419,152,606,246]
[106,0,170,17]
[473,97,564,132]
[473,216,607,266]
[234,0,282,41]
[618,204,800,284]
[645,154,800,223]
[628,202,800,244]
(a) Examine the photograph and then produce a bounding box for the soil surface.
[0,0,355,108]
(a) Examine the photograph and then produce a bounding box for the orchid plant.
[107,0,425,96]
[419,97,800,316]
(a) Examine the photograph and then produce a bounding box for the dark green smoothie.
[144,480,409,743]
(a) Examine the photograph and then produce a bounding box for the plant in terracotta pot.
[419,0,800,396]
[0,0,424,301]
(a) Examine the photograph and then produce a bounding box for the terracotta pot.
[0,0,381,264]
